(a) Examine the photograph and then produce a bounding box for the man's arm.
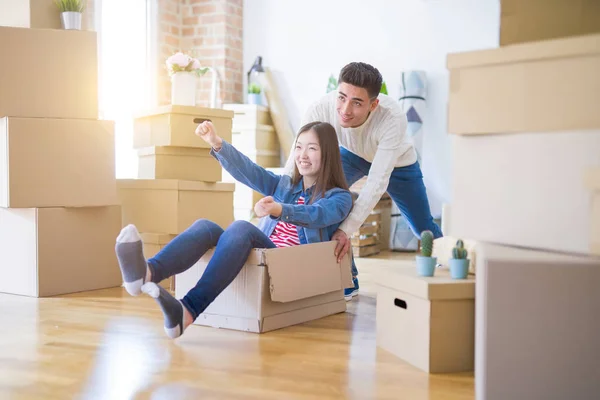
[338,115,406,236]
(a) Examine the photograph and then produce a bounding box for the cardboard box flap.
[117,179,234,192]
[447,33,600,70]
[264,241,353,303]
[140,232,177,245]
[135,105,234,120]
[584,168,600,190]
[373,265,475,301]
[136,146,212,157]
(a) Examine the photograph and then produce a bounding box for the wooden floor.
[0,251,474,400]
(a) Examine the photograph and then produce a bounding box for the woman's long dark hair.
[291,121,350,204]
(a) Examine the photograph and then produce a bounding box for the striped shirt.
[269,196,305,247]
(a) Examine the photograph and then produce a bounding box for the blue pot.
[416,256,437,277]
[247,93,262,105]
[449,259,470,279]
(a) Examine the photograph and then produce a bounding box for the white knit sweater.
[284,91,417,236]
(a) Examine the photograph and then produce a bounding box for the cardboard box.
[500,0,600,46]
[140,232,177,292]
[137,146,222,182]
[223,103,272,127]
[133,105,233,149]
[450,130,600,256]
[0,117,118,208]
[475,243,600,400]
[0,205,122,297]
[0,26,98,119]
[176,241,353,333]
[117,179,234,235]
[447,33,600,135]
[374,265,475,373]
[232,124,280,154]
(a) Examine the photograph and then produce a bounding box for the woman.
[115,120,353,339]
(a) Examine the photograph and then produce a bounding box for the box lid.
[223,103,269,112]
[117,179,235,192]
[261,241,353,303]
[584,168,600,190]
[374,264,475,301]
[447,33,600,70]
[134,105,234,120]
[140,232,176,245]
[136,146,212,157]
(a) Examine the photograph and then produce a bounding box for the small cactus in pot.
[449,239,470,279]
[416,230,437,277]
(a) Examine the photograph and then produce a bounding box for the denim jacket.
[211,140,353,244]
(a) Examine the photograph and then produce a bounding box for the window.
[97,0,156,178]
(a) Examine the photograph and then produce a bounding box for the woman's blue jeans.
[147,219,276,319]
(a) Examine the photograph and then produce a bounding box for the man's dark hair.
[338,62,383,99]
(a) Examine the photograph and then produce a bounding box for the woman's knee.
[226,220,256,235]
[188,218,224,236]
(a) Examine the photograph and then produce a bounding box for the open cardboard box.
[176,241,354,333]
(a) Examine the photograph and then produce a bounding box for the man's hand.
[194,121,223,149]
[332,229,350,263]
[254,196,283,218]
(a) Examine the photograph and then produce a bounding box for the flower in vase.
[166,52,209,77]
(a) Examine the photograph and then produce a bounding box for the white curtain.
[97,0,156,179]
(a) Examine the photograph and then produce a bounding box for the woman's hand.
[254,196,283,218]
[194,121,223,149]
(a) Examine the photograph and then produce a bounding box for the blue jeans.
[147,219,276,320]
[340,147,443,277]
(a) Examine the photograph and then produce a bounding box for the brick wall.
[156,0,244,107]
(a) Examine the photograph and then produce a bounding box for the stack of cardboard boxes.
[116,105,236,291]
[445,2,600,398]
[0,26,122,297]
[222,104,281,221]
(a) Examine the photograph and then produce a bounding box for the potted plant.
[166,52,209,106]
[449,239,470,279]
[247,83,262,105]
[416,230,436,277]
[55,0,85,30]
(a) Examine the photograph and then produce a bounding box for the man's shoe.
[344,277,359,301]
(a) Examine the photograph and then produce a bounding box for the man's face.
[336,82,379,128]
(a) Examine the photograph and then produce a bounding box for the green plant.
[248,83,261,94]
[380,81,388,95]
[452,239,468,259]
[420,230,434,257]
[55,0,85,12]
[326,74,338,93]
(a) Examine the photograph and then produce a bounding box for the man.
[285,62,443,300]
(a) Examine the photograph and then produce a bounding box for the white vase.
[61,12,82,30]
[171,72,197,106]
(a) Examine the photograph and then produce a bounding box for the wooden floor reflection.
[0,251,474,400]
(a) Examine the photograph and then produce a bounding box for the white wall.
[243,0,500,217]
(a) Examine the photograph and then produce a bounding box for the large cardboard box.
[475,243,600,400]
[232,124,280,154]
[137,146,221,182]
[450,130,600,256]
[447,33,600,135]
[117,179,234,234]
[0,117,117,208]
[223,103,272,127]
[133,105,233,149]
[500,0,600,46]
[176,241,353,333]
[374,265,475,373]
[0,205,122,297]
[0,26,98,119]
[140,232,177,292]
